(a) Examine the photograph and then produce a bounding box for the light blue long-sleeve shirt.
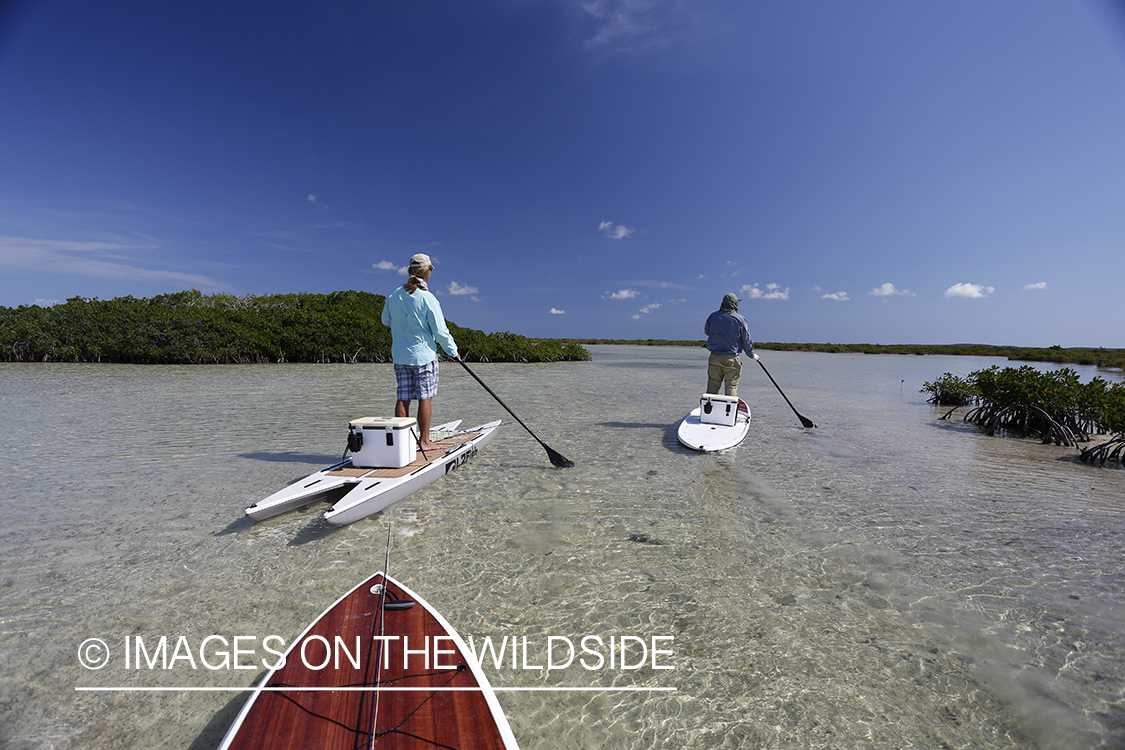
[704,310,753,356]
[381,285,459,366]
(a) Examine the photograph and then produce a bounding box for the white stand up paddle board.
[677,393,751,452]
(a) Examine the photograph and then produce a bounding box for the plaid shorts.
[394,359,439,401]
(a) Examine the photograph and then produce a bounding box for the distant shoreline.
[540,339,1125,370]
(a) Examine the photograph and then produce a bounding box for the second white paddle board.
[676,395,751,452]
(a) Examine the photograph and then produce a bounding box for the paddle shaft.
[457,359,575,467]
[757,358,816,428]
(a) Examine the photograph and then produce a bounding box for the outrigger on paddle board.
[676,393,751,452]
[245,417,501,525]
[217,571,520,750]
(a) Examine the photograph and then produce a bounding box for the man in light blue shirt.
[381,253,460,451]
[704,292,758,396]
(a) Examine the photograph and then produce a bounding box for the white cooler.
[348,417,418,468]
[699,394,739,426]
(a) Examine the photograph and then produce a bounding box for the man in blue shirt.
[381,253,461,451]
[704,292,758,396]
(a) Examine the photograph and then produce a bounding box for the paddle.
[756,357,817,428]
[457,359,576,468]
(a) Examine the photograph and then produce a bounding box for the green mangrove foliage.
[919,373,978,407]
[0,290,590,364]
[922,365,1125,464]
[447,326,585,363]
[547,339,1125,370]
[760,342,1125,369]
[968,366,1107,445]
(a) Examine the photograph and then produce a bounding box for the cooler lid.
[701,393,739,404]
[349,416,418,430]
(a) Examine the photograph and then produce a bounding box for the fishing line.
[262,689,371,737]
[262,665,467,741]
[367,514,395,750]
[370,666,469,749]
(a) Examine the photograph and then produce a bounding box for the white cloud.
[550,308,566,315]
[448,281,478,296]
[618,279,694,290]
[638,303,660,313]
[869,282,915,297]
[1023,282,1048,291]
[599,220,634,240]
[307,194,327,208]
[945,282,995,299]
[583,0,657,45]
[822,291,850,301]
[580,0,706,56]
[0,235,229,290]
[373,260,404,274]
[448,281,481,302]
[605,289,638,299]
[741,283,789,300]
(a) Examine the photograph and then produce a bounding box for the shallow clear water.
[1,347,1123,749]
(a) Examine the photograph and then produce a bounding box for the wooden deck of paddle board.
[326,432,480,479]
[222,573,510,749]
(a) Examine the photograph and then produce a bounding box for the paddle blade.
[756,358,816,429]
[460,358,576,467]
[547,446,576,468]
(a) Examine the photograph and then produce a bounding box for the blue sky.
[2,0,1124,347]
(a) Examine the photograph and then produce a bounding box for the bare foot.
[419,440,443,452]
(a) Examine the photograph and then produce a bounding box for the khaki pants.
[707,352,742,396]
